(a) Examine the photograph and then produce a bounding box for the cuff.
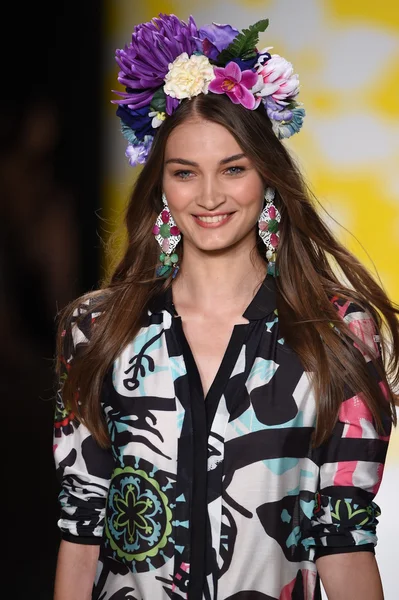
[61,532,103,546]
[315,543,375,560]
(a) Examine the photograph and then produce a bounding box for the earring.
[152,193,181,278]
[258,187,280,277]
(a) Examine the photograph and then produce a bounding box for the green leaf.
[286,99,298,110]
[217,19,269,64]
[150,87,166,113]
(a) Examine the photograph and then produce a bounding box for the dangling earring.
[152,193,181,278]
[258,187,281,277]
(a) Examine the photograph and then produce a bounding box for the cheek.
[162,177,192,213]
[235,176,264,210]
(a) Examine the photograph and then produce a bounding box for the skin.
[317,551,384,599]
[54,541,99,599]
[54,119,384,599]
[162,118,265,258]
[163,118,268,396]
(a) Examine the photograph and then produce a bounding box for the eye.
[174,170,193,180]
[225,166,245,175]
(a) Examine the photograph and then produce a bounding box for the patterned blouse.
[53,275,391,600]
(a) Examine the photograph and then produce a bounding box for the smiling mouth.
[195,214,232,223]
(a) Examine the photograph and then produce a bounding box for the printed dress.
[53,275,391,600]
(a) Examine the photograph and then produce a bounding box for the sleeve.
[53,301,115,545]
[302,300,392,560]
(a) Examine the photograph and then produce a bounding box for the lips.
[193,212,234,228]
[197,214,230,223]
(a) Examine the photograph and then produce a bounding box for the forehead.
[164,118,243,160]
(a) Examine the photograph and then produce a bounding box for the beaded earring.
[152,193,181,278]
[258,187,281,276]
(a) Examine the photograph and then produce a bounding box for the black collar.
[149,274,277,321]
[243,274,277,320]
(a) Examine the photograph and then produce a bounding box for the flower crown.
[113,14,305,167]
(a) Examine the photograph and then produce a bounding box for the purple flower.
[116,105,153,141]
[230,55,259,71]
[165,93,180,116]
[263,97,293,122]
[195,23,239,60]
[125,138,153,167]
[113,14,199,111]
[208,61,260,110]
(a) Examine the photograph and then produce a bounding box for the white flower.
[251,74,265,95]
[164,52,215,100]
[255,52,300,104]
[148,110,167,128]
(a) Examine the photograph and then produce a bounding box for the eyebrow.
[164,153,246,167]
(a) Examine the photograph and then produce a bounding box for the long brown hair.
[56,93,399,447]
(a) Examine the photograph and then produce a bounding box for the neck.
[172,235,267,318]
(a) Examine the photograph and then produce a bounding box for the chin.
[183,222,256,254]
[190,235,242,254]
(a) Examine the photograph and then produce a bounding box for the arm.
[316,551,384,600]
[53,303,114,599]
[54,541,100,600]
[302,301,392,598]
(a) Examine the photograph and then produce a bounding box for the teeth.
[197,214,229,223]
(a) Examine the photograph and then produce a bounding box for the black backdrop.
[2,3,104,597]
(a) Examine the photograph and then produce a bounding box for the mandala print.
[105,464,173,572]
[315,494,381,530]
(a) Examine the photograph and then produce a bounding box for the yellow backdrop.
[102,2,399,596]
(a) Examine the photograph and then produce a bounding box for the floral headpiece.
[113,14,305,167]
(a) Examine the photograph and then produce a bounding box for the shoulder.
[70,290,106,342]
[59,289,109,358]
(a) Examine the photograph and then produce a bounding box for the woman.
[53,14,398,600]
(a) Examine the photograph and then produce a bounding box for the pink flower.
[256,54,300,105]
[208,61,260,110]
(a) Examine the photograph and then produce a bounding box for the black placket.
[174,317,250,600]
[174,316,208,600]
[204,324,249,433]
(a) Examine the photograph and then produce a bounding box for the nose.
[196,176,226,211]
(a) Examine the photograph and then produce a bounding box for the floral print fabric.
[53,276,391,599]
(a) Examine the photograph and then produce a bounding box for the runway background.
[2,1,397,597]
